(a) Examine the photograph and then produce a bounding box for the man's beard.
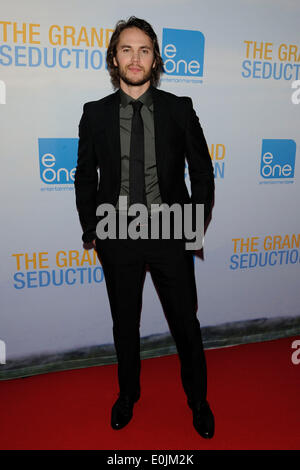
[117,62,154,87]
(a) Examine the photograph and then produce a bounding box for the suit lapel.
[104,89,121,181]
[150,85,168,182]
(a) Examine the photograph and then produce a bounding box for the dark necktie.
[129,100,147,207]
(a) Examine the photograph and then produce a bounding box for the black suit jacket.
[74,84,215,243]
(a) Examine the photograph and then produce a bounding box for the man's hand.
[82,239,97,251]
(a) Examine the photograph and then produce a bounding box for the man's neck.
[119,80,151,100]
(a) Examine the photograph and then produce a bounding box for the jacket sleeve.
[184,97,215,226]
[74,104,99,243]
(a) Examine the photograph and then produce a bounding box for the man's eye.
[142,49,149,54]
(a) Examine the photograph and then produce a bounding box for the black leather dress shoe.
[188,399,215,439]
[111,391,140,430]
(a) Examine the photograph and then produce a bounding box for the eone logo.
[40,153,76,183]
[261,152,293,178]
[162,28,205,77]
[38,138,78,184]
[260,139,296,179]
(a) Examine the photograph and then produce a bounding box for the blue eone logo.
[39,138,78,184]
[260,139,296,179]
[162,28,205,77]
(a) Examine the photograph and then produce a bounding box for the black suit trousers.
[95,217,207,404]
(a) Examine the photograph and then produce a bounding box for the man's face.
[113,27,156,87]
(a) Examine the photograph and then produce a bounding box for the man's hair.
[106,16,164,89]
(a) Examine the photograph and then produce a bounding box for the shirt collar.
[120,86,153,109]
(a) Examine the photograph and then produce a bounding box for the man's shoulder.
[82,90,118,113]
[81,86,193,114]
[153,86,192,106]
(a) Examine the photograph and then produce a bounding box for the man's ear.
[113,56,117,68]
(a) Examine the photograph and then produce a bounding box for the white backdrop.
[0,0,299,363]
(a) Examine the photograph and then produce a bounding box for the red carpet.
[0,336,299,450]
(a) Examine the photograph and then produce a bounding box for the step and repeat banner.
[0,0,299,366]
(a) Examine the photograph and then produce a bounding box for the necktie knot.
[131,100,143,113]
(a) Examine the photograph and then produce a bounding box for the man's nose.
[131,51,141,62]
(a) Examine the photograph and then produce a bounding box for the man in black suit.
[74,17,215,438]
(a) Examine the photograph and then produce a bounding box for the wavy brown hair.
[106,17,164,89]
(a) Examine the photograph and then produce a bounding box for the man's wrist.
[82,230,97,243]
